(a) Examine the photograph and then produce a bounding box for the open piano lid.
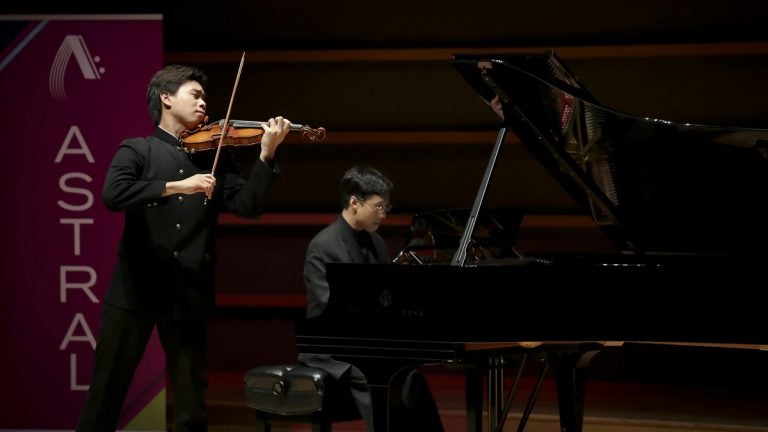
[453,51,768,255]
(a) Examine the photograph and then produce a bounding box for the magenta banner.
[0,15,165,430]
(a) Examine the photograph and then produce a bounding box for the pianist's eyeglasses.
[356,196,393,214]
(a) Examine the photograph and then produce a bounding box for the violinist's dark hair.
[146,64,207,125]
[340,166,393,209]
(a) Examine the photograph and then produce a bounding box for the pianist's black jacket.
[299,216,390,378]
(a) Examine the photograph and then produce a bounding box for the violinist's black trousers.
[76,304,208,432]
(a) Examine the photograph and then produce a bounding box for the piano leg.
[467,348,601,432]
[465,366,483,432]
[464,352,546,432]
[368,382,401,432]
[550,349,602,432]
[353,359,419,432]
[489,352,547,432]
[488,356,504,432]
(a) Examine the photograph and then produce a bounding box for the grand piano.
[295,51,768,432]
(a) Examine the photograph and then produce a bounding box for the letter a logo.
[49,35,105,101]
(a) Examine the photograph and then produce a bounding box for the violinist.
[76,64,291,432]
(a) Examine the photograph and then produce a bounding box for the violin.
[180,119,326,153]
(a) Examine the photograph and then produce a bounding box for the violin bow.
[211,51,246,177]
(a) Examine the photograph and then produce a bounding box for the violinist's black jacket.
[102,127,277,318]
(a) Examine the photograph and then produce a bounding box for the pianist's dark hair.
[340,165,393,209]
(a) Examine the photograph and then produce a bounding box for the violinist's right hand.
[162,174,217,200]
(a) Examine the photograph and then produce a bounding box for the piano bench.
[244,364,361,432]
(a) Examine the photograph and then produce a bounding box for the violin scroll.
[301,124,326,142]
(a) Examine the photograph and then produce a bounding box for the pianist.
[299,165,445,432]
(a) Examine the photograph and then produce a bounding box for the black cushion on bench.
[244,362,362,432]
[245,364,332,415]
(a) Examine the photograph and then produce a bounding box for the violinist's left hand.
[259,116,291,163]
